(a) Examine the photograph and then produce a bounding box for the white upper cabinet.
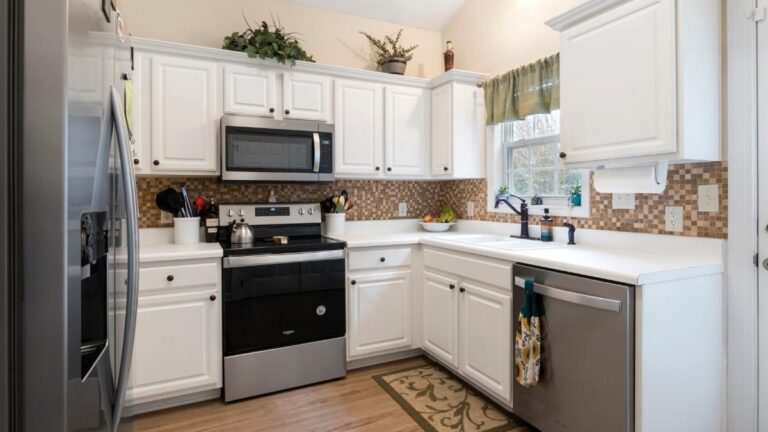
[548,0,721,166]
[223,64,276,117]
[430,80,485,178]
[335,82,432,179]
[334,79,384,176]
[385,86,429,177]
[150,55,219,173]
[282,72,331,122]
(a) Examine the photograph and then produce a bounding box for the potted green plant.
[359,29,418,75]
[496,185,511,201]
[223,16,315,66]
[569,182,582,207]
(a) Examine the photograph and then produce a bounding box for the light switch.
[698,184,719,212]
[612,193,635,210]
[398,202,408,217]
[467,201,475,217]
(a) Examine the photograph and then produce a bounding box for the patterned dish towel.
[515,278,542,387]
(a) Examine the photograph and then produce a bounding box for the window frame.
[486,123,590,218]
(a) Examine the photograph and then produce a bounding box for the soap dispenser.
[541,208,553,242]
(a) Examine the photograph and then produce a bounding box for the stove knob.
[239,209,246,217]
[298,208,305,215]
[228,209,235,217]
[307,208,314,215]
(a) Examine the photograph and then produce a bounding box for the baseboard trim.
[346,349,424,370]
[123,388,221,417]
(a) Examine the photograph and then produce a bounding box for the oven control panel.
[219,203,322,226]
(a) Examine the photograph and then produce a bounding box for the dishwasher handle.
[514,276,622,313]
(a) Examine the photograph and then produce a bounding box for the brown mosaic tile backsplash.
[442,161,728,239]
[137,161,727,238]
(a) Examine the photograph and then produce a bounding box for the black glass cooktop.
[220,235,346,257]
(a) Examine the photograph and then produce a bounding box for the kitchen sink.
[444,234,512,244]
[477,239,566,251]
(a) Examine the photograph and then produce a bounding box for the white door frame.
[758,0,768,430]
[728,0,760,430]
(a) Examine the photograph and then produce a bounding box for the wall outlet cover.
[665,206,684,232]
[697,184,719,212]
[160,210,173,224]
[612,193,635,210]
[398,202,408,217]
[467,201,475,217]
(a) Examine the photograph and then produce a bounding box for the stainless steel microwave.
[221,115,334,182]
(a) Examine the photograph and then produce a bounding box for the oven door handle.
[312,132,321,173]
[224,250,344,268]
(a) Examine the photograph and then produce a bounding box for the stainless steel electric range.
[217,203,347,402]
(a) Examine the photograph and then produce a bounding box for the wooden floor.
[132,356,531,432]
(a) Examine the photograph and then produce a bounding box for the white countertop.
[331,219,724,286]
[119,228,223,263]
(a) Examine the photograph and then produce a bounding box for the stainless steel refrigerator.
[3,0,141,430]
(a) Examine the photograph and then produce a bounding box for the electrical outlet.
[698,184,719,212]
[467,201,475,217]
[160,210,173,225]
[398,202,408,217]
[612,193,635,210]
[665,206,684,232]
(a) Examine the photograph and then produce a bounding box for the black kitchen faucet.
[494,194,530,239]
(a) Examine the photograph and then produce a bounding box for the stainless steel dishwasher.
[512,264,634,432]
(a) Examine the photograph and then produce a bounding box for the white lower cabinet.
[422,249,513,402]
[348,271,412,357]
[122,258,222,407]
[422,271,460,368]
[460,281,512,400]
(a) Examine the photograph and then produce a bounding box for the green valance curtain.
[481,53,560,126]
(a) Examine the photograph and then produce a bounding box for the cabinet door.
[422,271,459,367]
[282,72,331,121]
[348,271,412,358]
[430,84,453,176]
[151,55,219,173]
[460,281,511,400]
[334,79,384,176]
[121,289,222,405]
[223,65,276,117]
[384,86,429,177]
[559,0,676,164]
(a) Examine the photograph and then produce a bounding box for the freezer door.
[512,265,634,432]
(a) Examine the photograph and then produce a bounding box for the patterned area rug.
[373,363,525,432]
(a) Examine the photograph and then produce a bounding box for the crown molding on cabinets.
[545,0,632,31]
[131,37,484,89]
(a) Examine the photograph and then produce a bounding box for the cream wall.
[119,0,443,78]
[441,0,587,76]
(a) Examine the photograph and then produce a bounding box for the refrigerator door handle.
[109,86,140,431]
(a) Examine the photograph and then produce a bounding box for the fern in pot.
[359,29,418,75]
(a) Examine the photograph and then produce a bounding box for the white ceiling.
[286,0,465,31]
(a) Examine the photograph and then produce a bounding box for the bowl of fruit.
[420,206,457,232]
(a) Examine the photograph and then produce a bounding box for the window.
[502,110,580,199]
[488,110,590,217]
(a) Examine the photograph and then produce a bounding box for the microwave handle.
[313,132,320,172]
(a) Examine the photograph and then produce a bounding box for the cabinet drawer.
[423,247,512,290]
[348,248,412,271]
[122,262,219,295]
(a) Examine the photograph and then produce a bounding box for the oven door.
[221,116,333,182]
[222,251,346,356]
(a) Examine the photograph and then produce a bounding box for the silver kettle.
[230,218,254,244]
